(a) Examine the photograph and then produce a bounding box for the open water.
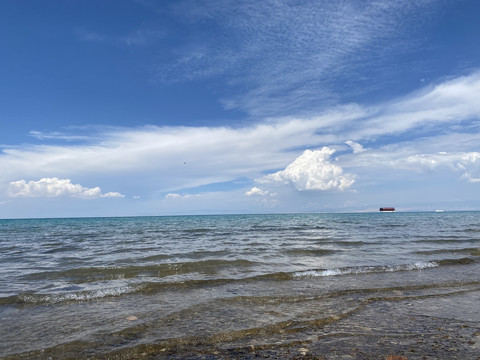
[1,212,480,359]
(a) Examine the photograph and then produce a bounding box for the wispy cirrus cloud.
[345,72,480,140]
[29,131,92,142]
[157,0,442,116]
[75,27,164,47]
[75,29,107,43]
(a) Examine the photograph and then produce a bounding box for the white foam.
[293,261,439,278]
[18,285,140,304]
[405,261,438,270]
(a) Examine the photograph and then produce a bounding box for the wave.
[0,284,143,306]
[42,245,82,254]
[292,261,440,278]
[293,257,477,279]
[319,240,369,246]
[181,228,213,234]
[413,237,480,244]
[21,286,140,305]
[19,259,257,283]
[436,257,476,266]
[3,257,477,306]
[284,248,336,256]
[415,247,480,257]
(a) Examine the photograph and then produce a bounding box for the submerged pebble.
[298,347,309,355]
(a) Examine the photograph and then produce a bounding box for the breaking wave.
[293,261,439,278]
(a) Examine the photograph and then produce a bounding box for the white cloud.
[101,192,125,198]
[348,72,480,140]
[29,131,91,142]
[398,151,480,182]
[159,0,442,116]
[345,140,365,153]
[462,173,480,183]
[261,148,355,191]
[165,193,192,200]
[244,187,269,196]
[2,72,480,207]
[402,152,480,171]
[75,29,106,43]
[165,193,181,199]
[8,178,124,199]
[340,137,480,185]
[119,29,165,47]
[76,27,164,47]
[0,117,339,193]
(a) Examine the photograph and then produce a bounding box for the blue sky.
[1,0,480,218]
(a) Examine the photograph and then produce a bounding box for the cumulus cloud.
[8,178,124,199]
[261,148,355,191]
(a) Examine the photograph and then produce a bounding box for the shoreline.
[4,285,480,359]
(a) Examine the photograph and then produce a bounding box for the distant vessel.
[435,209,444,213]
[379,207,395,212]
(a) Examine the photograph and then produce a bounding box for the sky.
[1,0,480,218]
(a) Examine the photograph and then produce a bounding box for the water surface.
[1,212,479,358]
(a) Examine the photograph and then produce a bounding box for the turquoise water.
[1,212,480,358]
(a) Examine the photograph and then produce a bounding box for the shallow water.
[1,212,480,358]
